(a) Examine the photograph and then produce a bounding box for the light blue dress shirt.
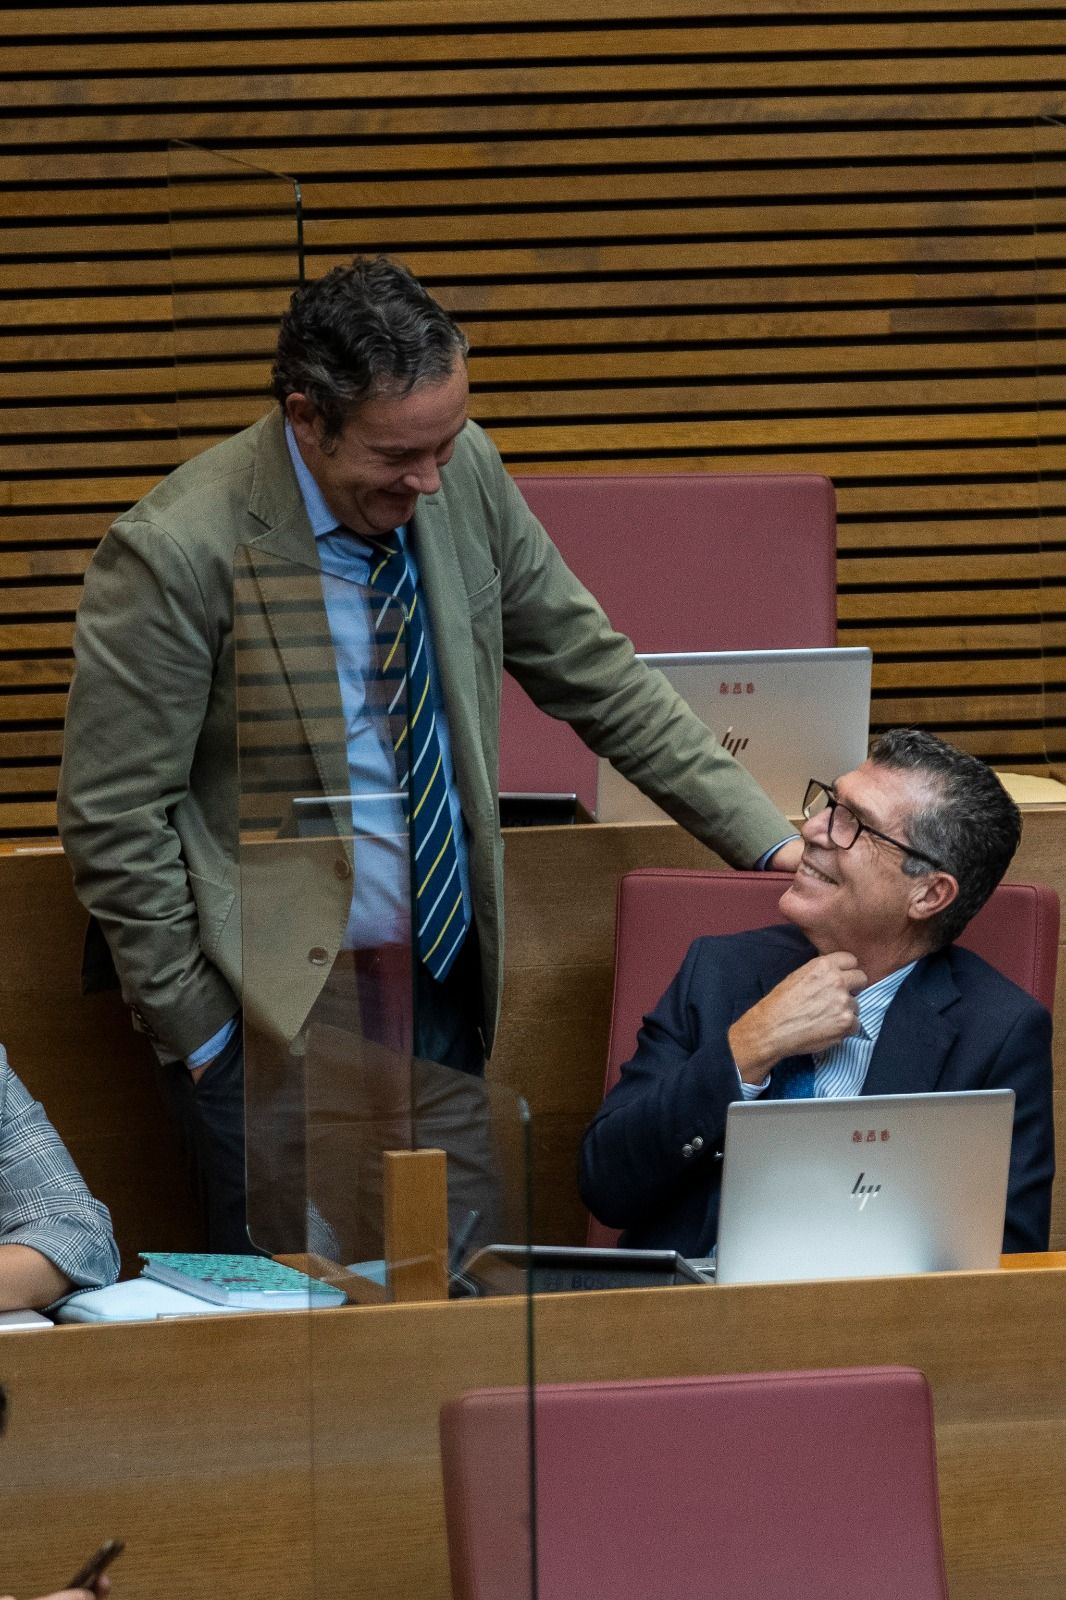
[285,421,473,949]
[754,835,800,870]
[739,959,918,1100]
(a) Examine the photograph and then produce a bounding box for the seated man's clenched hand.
[727,952,867,1084]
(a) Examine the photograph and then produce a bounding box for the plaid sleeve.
[0,1053,120,1290]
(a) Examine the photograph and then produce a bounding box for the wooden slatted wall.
[3,0,1066,836]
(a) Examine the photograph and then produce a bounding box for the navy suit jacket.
[580,924,1055,1256]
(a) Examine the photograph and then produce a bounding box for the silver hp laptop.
[595,647,871,823]
[713,1089,1014,1286]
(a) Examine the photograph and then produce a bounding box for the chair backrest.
[502,473,837,809]
[588,869,1060,1246]
[440,1366,949,1600]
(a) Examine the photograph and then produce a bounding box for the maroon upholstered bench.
[441,1366,948,1600]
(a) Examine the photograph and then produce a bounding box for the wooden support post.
[383,1147,450,1303]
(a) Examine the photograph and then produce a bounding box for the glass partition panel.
[236,540,412,1261]
[234,543,536,1596]
[1034,116,1066,783]
[167,141,304,461]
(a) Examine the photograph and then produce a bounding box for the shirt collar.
[284,419,341,539]
[854,960,918,1042]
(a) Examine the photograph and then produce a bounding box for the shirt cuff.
[186,1014,239,1071]
[737,1068,771,1098]
[753,834,801,870]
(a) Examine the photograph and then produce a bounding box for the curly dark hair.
[270,255,468,445]
[869,727,1021,946]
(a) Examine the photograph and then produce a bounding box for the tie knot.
[339,529,396,561]
[326,524,398,559]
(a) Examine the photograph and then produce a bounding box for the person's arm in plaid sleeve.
[0,1049,120,1308]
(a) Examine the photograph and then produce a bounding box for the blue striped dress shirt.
[740,959,918,1100]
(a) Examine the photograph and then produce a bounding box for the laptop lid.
[714,1089,1014,1286]
[595,646,872,823]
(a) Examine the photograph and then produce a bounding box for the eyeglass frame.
[802,779,947,873]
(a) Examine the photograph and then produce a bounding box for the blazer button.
[333,858,352,881]
[308,947,329,966]
[682,1142,694,1159]
[691,1136,704,1153]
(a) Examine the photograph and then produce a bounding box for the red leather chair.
[502,473,837,810]
[588,869,1060,1245]
[440,1366,948,1600]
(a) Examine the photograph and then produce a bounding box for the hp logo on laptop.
[851,1172,882,1211]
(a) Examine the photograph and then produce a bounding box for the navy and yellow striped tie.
[363,535,467,981]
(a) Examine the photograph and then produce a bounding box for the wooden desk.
[3,1267,1066,1599]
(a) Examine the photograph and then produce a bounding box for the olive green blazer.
[58,410,792,1060]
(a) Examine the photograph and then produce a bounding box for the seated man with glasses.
[581,728,1054,1255]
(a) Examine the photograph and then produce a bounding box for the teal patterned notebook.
[140,1252,346,1309]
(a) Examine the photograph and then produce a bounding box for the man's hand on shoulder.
[765,837,803,872]
[727,951,866,1083]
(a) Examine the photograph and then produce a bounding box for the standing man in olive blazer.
[57,256,800,1249]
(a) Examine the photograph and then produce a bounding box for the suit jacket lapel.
[861,950,960,1097]
[246,411,318,566]
[238,413,350,802]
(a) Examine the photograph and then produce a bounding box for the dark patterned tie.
[776,1059,817,1098]
[362,534,467,981]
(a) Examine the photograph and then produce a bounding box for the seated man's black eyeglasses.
[802,779,946,872]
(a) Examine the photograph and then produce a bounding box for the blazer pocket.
[187,869,237,963]
[467,567,501,618]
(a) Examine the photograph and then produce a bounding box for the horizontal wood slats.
[9,0,1064,28]
[2,2,1066,835]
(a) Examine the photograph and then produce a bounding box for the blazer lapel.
[237,414,350,803]
[246,410,318,564]
[861,951,960,1097]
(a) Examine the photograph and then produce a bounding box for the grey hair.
[271,255,469,445]
[868,727,1021,947]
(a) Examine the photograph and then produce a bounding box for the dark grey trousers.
[159,929,492,1257]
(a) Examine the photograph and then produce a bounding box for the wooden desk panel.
[4,1269,1066,1599]
[0,1315,317,1600]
